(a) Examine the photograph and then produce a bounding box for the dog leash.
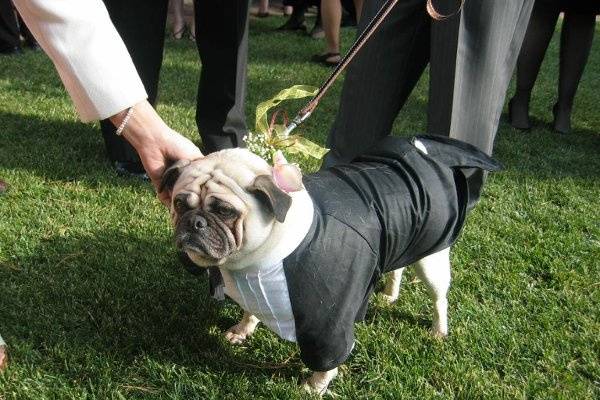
[282,0,401,137]
[281,0,459,137]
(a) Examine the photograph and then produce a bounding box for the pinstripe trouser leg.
[450,0,535,206]
[322,0,431,168]
[322,0,464,168]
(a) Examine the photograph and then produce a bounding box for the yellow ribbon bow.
[249,85,329,162]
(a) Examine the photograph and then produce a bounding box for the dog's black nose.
[193,215,208,230]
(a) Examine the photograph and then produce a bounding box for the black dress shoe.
[0,46,22,56]
[25,41,40,51]
[276,17,307,31]
[114,161,149,181]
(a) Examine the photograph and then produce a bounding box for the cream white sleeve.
[12,0,148,122]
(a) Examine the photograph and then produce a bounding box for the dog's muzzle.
[175,209,236,261]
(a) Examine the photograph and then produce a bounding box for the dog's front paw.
[224,313,260,345]
[380,293,398,305]
[224,324,253,344]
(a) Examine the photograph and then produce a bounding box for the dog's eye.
[211,202,238,219]
[216,206,238,219]
[174,194,190,213]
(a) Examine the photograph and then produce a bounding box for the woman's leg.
[509,1,559,129]
[258,0,269,15]
[554,11,596,133]
[353,0,363,21]
[171,0,185,38]
[315,0,342,63]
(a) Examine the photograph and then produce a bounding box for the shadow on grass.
[494,119,600,179]
[0,229,301,380]
[0,111,196,192]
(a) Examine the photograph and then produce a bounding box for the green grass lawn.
[1,15,599,399]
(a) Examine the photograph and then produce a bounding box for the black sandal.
[310,52,341,66]
[172,26,186,40]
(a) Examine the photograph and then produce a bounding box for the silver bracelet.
[115,106,134,136]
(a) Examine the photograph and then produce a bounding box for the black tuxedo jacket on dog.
[281,135,501,371]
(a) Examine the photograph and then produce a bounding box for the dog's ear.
[248,175,292,223]
[160,160,191,193]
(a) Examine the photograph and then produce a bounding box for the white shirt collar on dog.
[221,260,296,342]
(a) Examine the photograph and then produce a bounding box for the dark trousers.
[194,0,250,154]
[100,0,250,161]
[0,0,35,51]
[449,0,534,204]
[100,0,169,165]
[323,0,534,206]
[322,0,461,166]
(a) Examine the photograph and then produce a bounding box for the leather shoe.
[0,46,22,56]
[276,17,307,32]
[114,161,149,181]
[25,41,40,51]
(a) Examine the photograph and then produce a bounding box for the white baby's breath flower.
[244,131,276,163]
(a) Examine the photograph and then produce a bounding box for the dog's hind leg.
[302,368,339,396]
[414,247,451,338]
[382,267,405,304]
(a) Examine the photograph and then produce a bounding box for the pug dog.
[161,135,501,394]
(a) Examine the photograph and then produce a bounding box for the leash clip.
[282,109,313,138]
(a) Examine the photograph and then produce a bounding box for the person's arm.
[12,0,202,204]
[13,0,147,121]
[109,101,201,205]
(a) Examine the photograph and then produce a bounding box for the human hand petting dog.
[110,101,203,206]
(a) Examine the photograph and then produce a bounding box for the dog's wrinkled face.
[161,149,296,269]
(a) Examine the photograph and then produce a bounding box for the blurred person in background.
[257,0,271,17]
[311,0,362,66]
[0,0,38,55]
[170,0,195,40]
[277,0,320,33]
[508,0,598,134]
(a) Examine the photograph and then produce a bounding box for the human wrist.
[110,100,169,152]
